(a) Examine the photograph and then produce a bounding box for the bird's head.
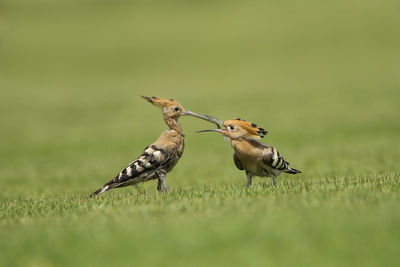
[141,96,221,127]
[197,118,268,140]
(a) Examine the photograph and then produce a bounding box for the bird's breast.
[231,140,267,175]
[234,149,262,174]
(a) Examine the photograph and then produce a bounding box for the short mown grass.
[1,0,400,266]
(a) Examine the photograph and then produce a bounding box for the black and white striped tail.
[90,185,113,198]
[90,186,109,198]
[286,167,301,174]
[90,176,124,198]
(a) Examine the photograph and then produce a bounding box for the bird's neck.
[230,138,244,149]
[164,115,184,136]
[230,138,257,153]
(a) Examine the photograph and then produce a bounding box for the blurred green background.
[1,0,400,266]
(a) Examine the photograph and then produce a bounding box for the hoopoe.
[198,118,301,186]
[90,96,219,197]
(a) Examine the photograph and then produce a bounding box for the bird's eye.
[229,126,234,130]
[174,107,179,111]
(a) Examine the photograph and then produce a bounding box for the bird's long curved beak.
[181,110,224,129]
[196,129,223,133]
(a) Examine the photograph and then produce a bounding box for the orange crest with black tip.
[142,96,184,109]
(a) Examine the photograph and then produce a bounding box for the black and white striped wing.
[263,146,290,171]
[90,145,175,197]
[110,145,169,184]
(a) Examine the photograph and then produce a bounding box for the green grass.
[1,0,400,266]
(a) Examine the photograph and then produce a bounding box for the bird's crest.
[224,118,268,139]
[142,96,184,109]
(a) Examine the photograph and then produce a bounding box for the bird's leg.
[246,171,253,187]
[271,176,277,186]
[157,178,162,192]
[158,173,168,192]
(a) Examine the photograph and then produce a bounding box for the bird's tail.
[90,177,126,198]
[90,185,112,198]
[286,167,301,174]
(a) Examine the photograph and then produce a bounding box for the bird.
[198,118,301,187]
[90,96,220,197]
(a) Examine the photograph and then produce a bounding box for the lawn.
[1,0,399,266]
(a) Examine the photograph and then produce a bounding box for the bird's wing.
[233,153,244,170]
[262,146,289,171]
[108,145,173,185]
